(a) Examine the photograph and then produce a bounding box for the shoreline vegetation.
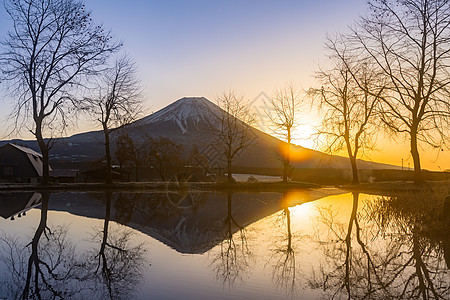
[0,179,448,195]
[0,181,320,192]
[341,181,450,197]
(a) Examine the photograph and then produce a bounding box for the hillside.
[1,97,400,171]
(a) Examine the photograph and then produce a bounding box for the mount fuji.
[1,97,398,171]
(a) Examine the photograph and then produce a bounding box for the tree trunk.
[349,155,359,185]
[135,163,140,182]
[345,134,359,185]
[283,128,292,183]
[35,121,50,185]
[410,129,424,184]
[102,123,113,184]
[282,141,288,182]
[158,160,166,181]
[227,157,233,183]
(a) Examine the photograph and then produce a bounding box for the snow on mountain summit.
[136,97,221,134]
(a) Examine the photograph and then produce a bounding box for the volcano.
[1,97,398,171]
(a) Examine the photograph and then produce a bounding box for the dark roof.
[8,143,42,157]
[50,169,79,178]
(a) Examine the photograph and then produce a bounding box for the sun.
[290,108,322,150]
[291,124,318,149]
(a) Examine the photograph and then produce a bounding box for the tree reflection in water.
[83,192,147,299]
[209,192,252,288]
[310,191,450,300]
[0,192,148,300]
[268,197,298,299]
[366,191,450,299]
[0,193,81,299]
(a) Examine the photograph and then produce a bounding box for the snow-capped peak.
[136,97,222,133]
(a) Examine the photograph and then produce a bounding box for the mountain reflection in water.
[0,189,448,299]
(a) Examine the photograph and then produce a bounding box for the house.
[50,169,79,183]
[0,143,48,184]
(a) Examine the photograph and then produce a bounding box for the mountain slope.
[1,97,399,170]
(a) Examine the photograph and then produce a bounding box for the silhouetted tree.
[115,132,134,169]
[115,132,146,181]
[188,145,209,169]
[352,0,450,183]
[310,35,383,184]
[146,136,184,181]
[0,0,120,184]
[215,91,255,183]
[265,83,303,182]
[84,54,142,183]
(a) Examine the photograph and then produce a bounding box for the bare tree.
[114,131,146,182]
[115,131,134,169]
[85,54,142,184]
[351,0,450,183]
[265,83,303,182]
[215,91,255,183]
[310,36,382,184]
[145,136,184,181]
[0,0,120,184]
[129,140,147,182]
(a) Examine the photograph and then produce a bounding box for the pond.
[0,189,449,299]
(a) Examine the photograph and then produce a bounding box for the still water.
[0,189,449,299]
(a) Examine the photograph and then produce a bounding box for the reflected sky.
[0,190,448,299]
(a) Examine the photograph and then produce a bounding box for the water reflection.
[310,191,450,300]
[0,189,448,299]
[209,192,252,288]
[0,192,42,220]
[269,194,298,298]
[0,192,147,299]
[1,193,82,299]
[84,192,147,299]
[366,191,450,299]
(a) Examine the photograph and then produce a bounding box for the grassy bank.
[341,181,450,196]
[0,180,321,192]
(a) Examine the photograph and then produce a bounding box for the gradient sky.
[0,0,448,170]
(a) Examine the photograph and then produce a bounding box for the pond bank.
[0,181,321,192]
[341,181,450,196]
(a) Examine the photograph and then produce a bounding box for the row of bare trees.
[0,0,144,185]
[227,0,450,185]
[1,0,449,185]
[310,0,450,184]
[266,0,450,185]
[114,133,211,182]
